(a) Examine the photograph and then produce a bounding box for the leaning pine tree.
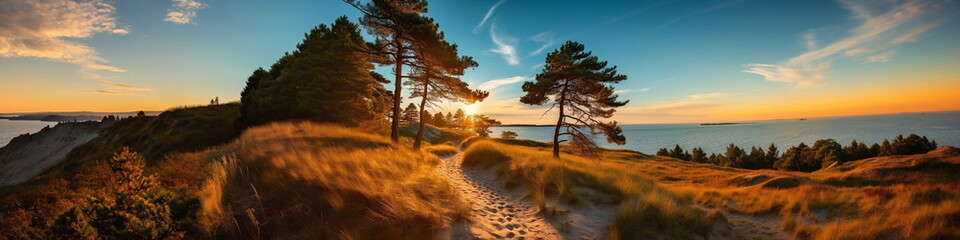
[405,16,487,149]
[520,41,628,159]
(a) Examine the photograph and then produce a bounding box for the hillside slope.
[0,121,111,186]
[57,103,241,172]
[460,138,960,239]
[199,122,469,239]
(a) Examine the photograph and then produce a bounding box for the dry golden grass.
[199,121,469,239]
[461,138,960,239]
[649,147,960,239]
[461,140,720,239]
[423,144,459,157]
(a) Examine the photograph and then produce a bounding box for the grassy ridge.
[461,139,720,239]
[645,147,960,239]
[61,103,241,171]
[199,122,469,239]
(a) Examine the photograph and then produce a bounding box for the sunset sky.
[1,0,958,123]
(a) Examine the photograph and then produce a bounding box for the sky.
[1,0,958,124]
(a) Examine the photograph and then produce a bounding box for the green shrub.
[51,148,198,239]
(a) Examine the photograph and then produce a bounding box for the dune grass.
[423,144,459,157]
[648,147,960,239]
[199,121,469,239]
[461,139,720,239]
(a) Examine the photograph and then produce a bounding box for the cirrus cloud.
[165,0,206,24]
[0,0,128,73]
[743,0,946,87]
[477,76,528,91]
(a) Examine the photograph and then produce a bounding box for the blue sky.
[1,0,958,123]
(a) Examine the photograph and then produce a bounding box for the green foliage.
[662,134,937,172]
[59,104,241,173]
[401,103,419,125]
[690,147,707,163]
[667,145,691,161]
[520,41,629,158]
[470,114,500,137]
[240,16,391,128]
[431,112,446,127]
[880,134,938,156]
[500,130,518,139]
[51,148,197,239]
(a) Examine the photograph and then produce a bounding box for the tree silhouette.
[405,20,488,149]
[401,103,419,125]
[500,131,518,139]
[470,115,500,137]
[519,41,628,159]
[691,147,707,163]
[240,17,389,127]
[453,109,466,129]
[346,0,429,143]
[432,112,446,127]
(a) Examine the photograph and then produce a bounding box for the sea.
[0,119,55,148]
[491,111,960,155]
[2,112,959,154]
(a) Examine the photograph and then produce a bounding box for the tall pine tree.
[520,41,628,159]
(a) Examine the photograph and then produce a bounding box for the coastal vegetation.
[656,134,940,172]
[520,41,629,159]
[1,0,957,239]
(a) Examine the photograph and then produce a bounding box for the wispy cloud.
[473,0,506,33]
[689,92,733,99]
[85,90,133,95]
[744,0,945,87]
[529,32,556,56]
[477,76,528,91]
[863,50,897,63]
[489,23,519,65]
[165,0,206,24]
[0,0,128,73]
[803,32,818,50]
[100,81,151,91]
[654,0,745,31]
[614,88,651,95]
[578,0,674,36]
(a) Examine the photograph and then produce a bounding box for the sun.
[463,104,480,116]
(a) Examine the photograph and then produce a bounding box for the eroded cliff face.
[0,121,111,186]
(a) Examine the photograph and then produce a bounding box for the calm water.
[0,119,54,148]
[492,111,960,155]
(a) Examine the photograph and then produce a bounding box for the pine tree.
[432,112,446,127]
[471,115,500,137]
[453,109,466,128]
[401,103,419,125]
[690,147,707,163]
[53,148,191,239]
[346,0,431,143]
[519,41,628,159]
[240,17,389,127]
[404,16,488,149]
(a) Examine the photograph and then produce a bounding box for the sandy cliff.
[0,121,111,186]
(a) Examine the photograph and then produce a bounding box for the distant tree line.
[400,103,473,129]
[656,134,938,172]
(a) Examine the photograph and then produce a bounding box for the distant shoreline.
[700,122,749,126]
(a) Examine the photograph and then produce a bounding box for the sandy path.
[697,205,791,240]
[437,153,562,240]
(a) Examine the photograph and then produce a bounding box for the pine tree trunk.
[414,79,430,149]
[552,80,570,159]
[553,104,563,159]
[390,37,403,143]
